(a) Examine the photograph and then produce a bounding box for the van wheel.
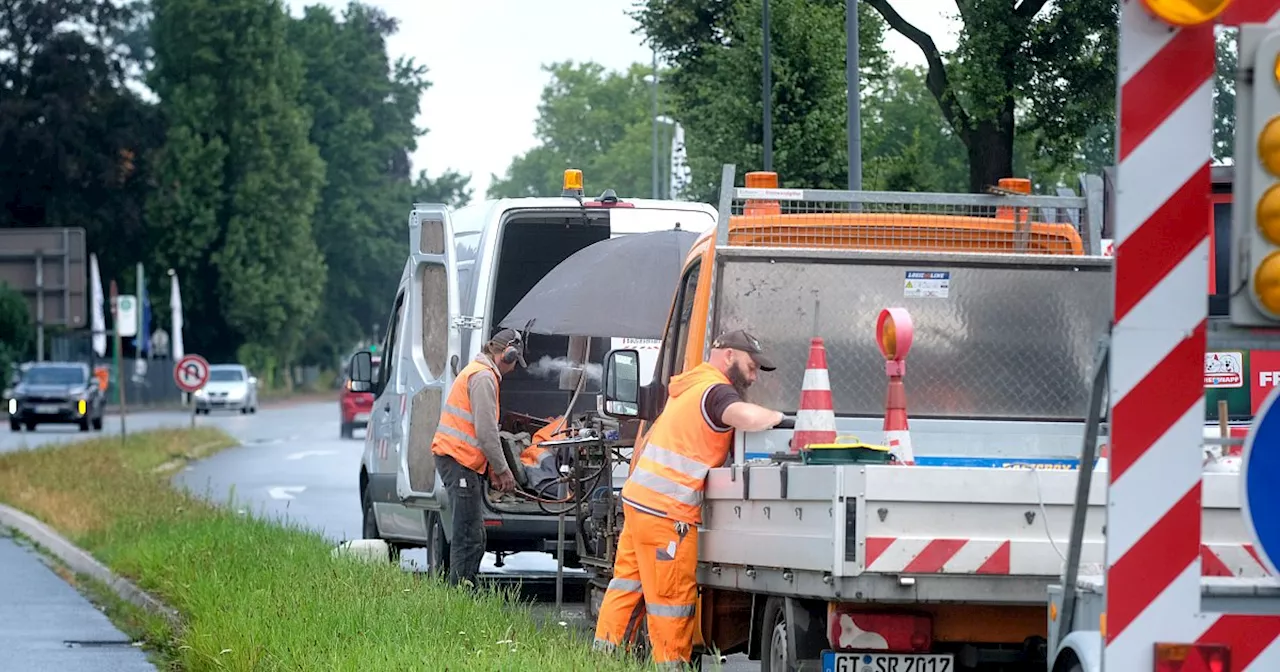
[360,487,399,564]
[760,596,798,672]
[426,511,450,579]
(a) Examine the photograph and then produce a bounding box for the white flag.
[90,254,106,357]
[669,122,692,200]
[170,272,184,361]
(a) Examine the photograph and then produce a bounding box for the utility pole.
[110,279,127,441]
[846,0,861,191]
[651,47,660,199]
[762,0,774,172]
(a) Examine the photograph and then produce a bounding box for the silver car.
[193,364,259,414]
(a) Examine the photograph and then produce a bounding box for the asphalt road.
[2,401,754,670]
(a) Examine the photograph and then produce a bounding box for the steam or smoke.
[526,356,603,383]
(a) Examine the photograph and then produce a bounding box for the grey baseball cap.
[711,329,776,371]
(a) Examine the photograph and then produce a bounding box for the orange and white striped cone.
[883,360,914,465]
[792,337,837,453]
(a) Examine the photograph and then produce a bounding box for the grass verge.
[0,428,650,671]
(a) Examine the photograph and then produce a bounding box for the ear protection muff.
[501,333,524,364]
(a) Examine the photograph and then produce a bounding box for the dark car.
[7,362,106,432]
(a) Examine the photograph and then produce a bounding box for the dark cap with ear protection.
[489,328,527,367]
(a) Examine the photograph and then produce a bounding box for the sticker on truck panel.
[1205,351,1244,388]
[822,651,953,672]
[903,271,950,299]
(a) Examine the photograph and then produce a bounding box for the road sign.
[1243,384,1280,576]
[115,294,138,337]
[173,354,210,393]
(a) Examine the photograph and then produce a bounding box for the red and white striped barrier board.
[1111,1,1280,669]
[862,537,1275,579]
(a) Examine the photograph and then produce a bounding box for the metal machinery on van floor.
[571,158,1280,670]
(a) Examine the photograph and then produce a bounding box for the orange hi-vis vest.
[430,358,500,472]
[620,362,733,525]
[522,416,562,467]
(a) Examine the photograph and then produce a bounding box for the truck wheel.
[760,596,798,672]
[426,511,450,579]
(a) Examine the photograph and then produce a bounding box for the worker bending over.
[430,328,525,588]
[593,329,787,669]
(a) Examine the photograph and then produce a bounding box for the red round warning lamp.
[876,307,914,361]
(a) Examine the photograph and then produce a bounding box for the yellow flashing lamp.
[562,169,585,198]
[1139,0,1233,26]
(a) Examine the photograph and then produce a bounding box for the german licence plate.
[822,651,954,672]
[354,413,370,423]
[35,404,60,414]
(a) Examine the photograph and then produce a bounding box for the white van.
[350,171,716,575]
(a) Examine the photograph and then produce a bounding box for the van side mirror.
[601,349,640,418]
[348,351,374,393]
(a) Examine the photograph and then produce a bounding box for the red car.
[340,355,379,439]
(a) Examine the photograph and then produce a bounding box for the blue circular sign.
[1243,384,1280,576]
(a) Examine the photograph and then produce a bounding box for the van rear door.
[396,205,462,505]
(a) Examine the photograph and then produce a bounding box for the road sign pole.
[110,279,127,441]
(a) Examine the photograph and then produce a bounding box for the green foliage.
[1216,28,1238,164]
[864,0,1117,191]
[147,0,326,370]
[862,65,967,192]
[633,0,890,201]
[0,0,164,280]
[0,282,32,385]
[488,61,678,199]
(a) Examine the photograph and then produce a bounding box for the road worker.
[593,329,787,669]
[430,328,526,588]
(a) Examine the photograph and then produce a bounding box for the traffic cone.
[883,360,915,465]
[792,337,837,453]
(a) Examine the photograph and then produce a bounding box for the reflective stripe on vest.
[620,362,732,525]
[430,359,499,472]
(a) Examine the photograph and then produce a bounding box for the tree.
[489,61,678,199]
[0,282,32,385]
[1215,28,1238,164]
[861,65,968,192]
[147,0,326,377]
[634,0,890,201]
[0,0,163,282]
[289,3,469,366]
[863,0,1117,192]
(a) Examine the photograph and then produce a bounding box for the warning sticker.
[1205,351,1244,388]
[904,270,951,299]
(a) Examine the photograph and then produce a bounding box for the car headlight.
[7,398,15,415]
[194,389,207,398]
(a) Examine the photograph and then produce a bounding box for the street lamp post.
[652,47,661,199]
[847,0,861,191]
[762,0,773,172]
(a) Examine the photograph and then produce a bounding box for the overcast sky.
[298,0,961,199]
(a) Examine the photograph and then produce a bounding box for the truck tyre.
[760,596,799,672]
[426,511,450,579]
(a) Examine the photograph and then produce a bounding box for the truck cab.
[352,170,717,573]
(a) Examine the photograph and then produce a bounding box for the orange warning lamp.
[1140,0,1233,26]
[876,307,916,465]
[743,171,782,216]
[562,169,585,198]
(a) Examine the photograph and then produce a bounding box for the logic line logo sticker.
[1205,352,1244,388]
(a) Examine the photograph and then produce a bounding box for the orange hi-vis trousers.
[593,504,699,669]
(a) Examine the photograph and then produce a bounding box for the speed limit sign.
[174,354,210,393]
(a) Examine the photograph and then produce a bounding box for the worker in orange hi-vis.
[593,329,787,670]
